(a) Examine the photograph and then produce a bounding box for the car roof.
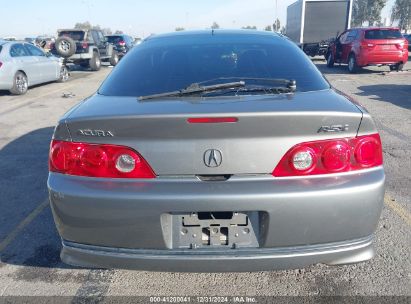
[146,29,282,42]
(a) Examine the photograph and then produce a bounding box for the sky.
[1,0,396,39]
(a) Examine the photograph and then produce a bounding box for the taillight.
[397,42,405,50]
[49,140,155,178]
[187,117,238,123]
[82,41,88,49]
[273,134,382,177]
[0,62,2,68]
[118,40,126,46]
[361,42,375,49]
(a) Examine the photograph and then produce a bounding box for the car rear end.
[0,42,13,91]
[52,30,90,59]
[106,35,128,57]
[357,28,408,67]
[48,31,385,272]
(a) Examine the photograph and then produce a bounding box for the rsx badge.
[318,124,349,133]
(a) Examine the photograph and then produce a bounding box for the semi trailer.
[286,0,353,56]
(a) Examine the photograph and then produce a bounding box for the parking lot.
[0,58,410,299]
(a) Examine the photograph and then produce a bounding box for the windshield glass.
[59,31,85,41]
[365,29,402,40]
[99,34,329,97]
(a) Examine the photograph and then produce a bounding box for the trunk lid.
[63,90,363,176]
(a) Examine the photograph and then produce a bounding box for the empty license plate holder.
[171,212,260,249]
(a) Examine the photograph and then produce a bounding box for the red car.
[326,27,408,73]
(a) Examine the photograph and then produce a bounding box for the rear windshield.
[99,35,329,97]
[365,29,402,40]
[59,31,85,41]
[106,36,124,44]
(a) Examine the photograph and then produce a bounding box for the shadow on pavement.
[356,84,411,110]
[0,127,76,269]
[316,61,387,75]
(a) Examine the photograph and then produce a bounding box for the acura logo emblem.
[204,149,222,167]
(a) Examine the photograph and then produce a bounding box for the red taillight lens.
[119,40,126,46]
[49,140,155,178]
[273,134,383,177]
[82,41,88,49]
[322,142,350,172]
[0,62,3,68]
[354,136,382,167]
[361,42,375,49]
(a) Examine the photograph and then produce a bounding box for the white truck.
[286,0,353,57]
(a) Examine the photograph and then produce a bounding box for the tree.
[264,25,272,31]
[74,21,112,35]
[211,22,220,29]
[391,0,411,32]
[175,27,185,31]
[74,21,92,30]
[101,28,112,35]
[280,26,286,35]
[273,18,281,32]
[352,0,386,27]
[242,25,257,30]
[114,30,124,34]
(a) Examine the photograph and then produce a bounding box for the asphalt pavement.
[0,60,410,301]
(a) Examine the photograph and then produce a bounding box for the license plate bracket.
[170,212,260,249]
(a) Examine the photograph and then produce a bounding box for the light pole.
[275,0,278,32]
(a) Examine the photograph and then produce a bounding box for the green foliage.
[352,0,387,27]
[211,22,220,29]
[265,25,272,31]
[391,0,411,31]
[74,21,112,35]
[273,18,281,32]
[175,27,185,31]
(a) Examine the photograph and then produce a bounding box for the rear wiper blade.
[236,86,295,94]
[138,81,245,100]
[203,85,295,97]
[195,77,297,91]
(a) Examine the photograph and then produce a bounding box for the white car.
[0,41,69,95]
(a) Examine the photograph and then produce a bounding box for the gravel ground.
[0,60,409,301]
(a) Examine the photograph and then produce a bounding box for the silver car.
[48,30,385,272]
[0,41,69,95]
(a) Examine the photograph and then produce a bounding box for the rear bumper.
[357,51,408,66]
[61,235,375,272]
[67,53,92,61]
[48,167,385,271]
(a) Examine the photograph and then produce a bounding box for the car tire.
[89,51,101,71]
[55,36,77,58]
[390,63,404,72]
[326,52,335,68]
[348,54,358,74]
[10,71,28,95]
[109,51,119,66]
[57,65,70,83]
